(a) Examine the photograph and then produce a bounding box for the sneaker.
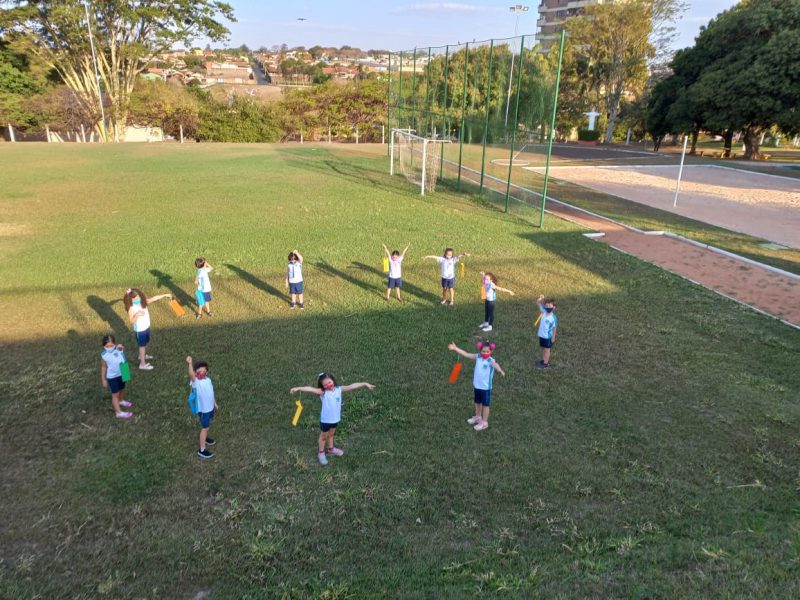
[478,322,488,328]
[326,447,344,457]
[440,300,447,305]
[466,416,482,425]
[197,448,214,459]
[299,304,305,310]
[195,313,203,320]
[119,400,132,408]
[289,302,296,309]
[536,361,550,369]
[207,312,214,317]
[318,452,328,465]
[448,302,454,307]
[115,411,133,419]
[474,421,489,431]
[205,437,216,446]
[481,325,493,332]
[138,364,154,371]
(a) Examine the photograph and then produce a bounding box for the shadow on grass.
[86,294,128,336]
[149,269,194,307]
[350,261,441,304]
[225,264,287,303]
[314,260,384,297]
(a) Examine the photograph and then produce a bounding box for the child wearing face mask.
[290,373,375,465]
[285,249,305,310]
[100,334,133,419]
[123,288,172,370]
[187,356,218,460]
[448,340,506,431]
[423,247,471,306]
[478,271,515,332]
[536,295,558,369]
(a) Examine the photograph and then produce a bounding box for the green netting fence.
[387,31,565,226]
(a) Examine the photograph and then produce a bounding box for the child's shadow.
[350,261,440,303]
[149,269,194,307]
[86,295,128,336]
[225,264,286,302]
[314,260,383,296]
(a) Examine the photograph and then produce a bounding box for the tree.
[685,0,800,159]
[0,37,45,128]
[565,0,686,144]
[0,0,234,141]
[128,79,200,139]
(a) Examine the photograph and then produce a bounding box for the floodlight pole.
[539,30,566,228]
[504,35,526,212]
[479,39,495,195]
[83,0,107,141]
[505,5,528,127]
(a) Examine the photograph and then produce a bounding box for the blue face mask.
[133,299,141,306]
[544,306,554,313]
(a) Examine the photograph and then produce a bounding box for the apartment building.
[536,0,613,52]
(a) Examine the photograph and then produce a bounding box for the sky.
[205,0,741,53]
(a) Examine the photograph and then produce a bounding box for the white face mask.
[105,345,116,352]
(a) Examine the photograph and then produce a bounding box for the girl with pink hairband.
[447,340,506,431]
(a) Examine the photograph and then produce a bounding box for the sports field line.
[525,163,800,182]
[516,143,657,157]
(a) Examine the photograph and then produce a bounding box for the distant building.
[536,0,613,53]
[205,61,254,85]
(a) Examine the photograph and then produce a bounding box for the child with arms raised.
[383,242,410,302]
[448,340,506,431]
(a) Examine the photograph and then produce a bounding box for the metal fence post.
[440,45,450,180]
[479,40,494,195]
[504,36,525,212]
[457,43,469,191]
[540,30,566,228]
[411,49,417,133]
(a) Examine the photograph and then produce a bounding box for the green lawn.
[1,143,799,599]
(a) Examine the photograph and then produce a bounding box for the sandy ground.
[529,165,800,248]
[546,202,800,327]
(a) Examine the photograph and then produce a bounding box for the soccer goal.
[390,129,451,196]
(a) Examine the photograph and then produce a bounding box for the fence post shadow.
[348,261,441,304]
[225,264,287,302]
[149,269,194,307]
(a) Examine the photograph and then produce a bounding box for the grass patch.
[0,142,798,598]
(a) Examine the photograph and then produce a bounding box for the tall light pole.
[83,0,107,141]
[504,4,528,127]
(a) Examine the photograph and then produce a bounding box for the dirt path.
[547,201,800,328]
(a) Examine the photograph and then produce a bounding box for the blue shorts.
[388,277,402,289]
[539,337,553,349]
[202,291,212,303]
[198,410,214,429]
[441,277,455,289]
[474,388,492,407]
[107,376,125,393]
[135,328,151,347]
[320,421,339,432]
[289,282,304,294]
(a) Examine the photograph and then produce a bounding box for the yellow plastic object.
[459,262,465,277]
[382,257,389,272]
[292,399,304,427]
[169,298,186,317]
[534,313,542,328]
[480,284,486,300]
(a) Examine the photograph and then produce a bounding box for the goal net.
[390,129,450,195]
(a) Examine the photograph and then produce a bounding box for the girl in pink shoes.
[290,372,375,465]
[100,334,133,419]
[447,340,506,431]
[123,288,171,370]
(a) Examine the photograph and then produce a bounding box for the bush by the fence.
[578,129,601,142]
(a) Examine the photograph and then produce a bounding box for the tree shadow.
[86,295,128,336]
[350,261,441,303]
[149,269,194,307]
[225,264,287,302]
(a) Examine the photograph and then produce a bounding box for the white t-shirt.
[538,310,558,339]
[101,347,125,378]
[484,281,497,302]
[131,305,150,332]
[288,261,303,283]
[196,267,212,292]
[473,356,495,390]
[191,377,215,413]
[436,256,458,279]
[320,386,342,424]
[388,256,403,279]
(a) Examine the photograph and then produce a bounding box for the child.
[123,288,171,370]
[285,249,305,310]
[194,257,214,319]
[535,295,558,369]
[423,247,470,306]
[479,271,515,332]
[100,334,133,419]
[448,340,506,431]
[383,242,410,302]
[290,373,375,465]
[186,356,218,459]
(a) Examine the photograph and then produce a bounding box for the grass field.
[1,143,799,599]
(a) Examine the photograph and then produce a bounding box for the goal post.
[390,128,451,196]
